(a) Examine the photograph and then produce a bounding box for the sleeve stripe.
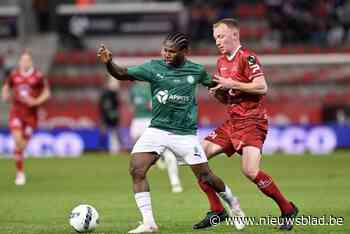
[249,73,264,80]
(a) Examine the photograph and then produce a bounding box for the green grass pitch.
[0,151,349,234]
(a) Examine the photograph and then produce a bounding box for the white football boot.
[228,198,246,230]
[128,222,159,233]
[15,172,26,186]
[171,184,183,193]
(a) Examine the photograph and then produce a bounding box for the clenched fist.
[97,44,112,64]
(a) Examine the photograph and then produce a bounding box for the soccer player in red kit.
[1,51,50,185]
[193,18,299,231]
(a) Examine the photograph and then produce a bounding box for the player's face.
[18,53,33,72]
[161,40,186,66]
[213,24,240,55]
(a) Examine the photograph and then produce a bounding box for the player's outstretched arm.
[97,44,133,81]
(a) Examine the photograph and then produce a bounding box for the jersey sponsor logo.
[156,73,165,79]
[186,75,195,84]
[156,90,169,104]
[156,90,190,104]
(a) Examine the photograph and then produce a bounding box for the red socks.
[198,180,224,212]
[253,171,293,214]
[15,149,24,172]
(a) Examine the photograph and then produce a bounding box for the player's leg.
[198,140,226,213]
[162,148,183,193]
[107,127,121,154]
[128,152,159,233]
[128,127,166,233]
[11,128,28,185]
[193,125,245,229]
[241,146,298,230]
[190,162,229,228]
[173,133,244,230]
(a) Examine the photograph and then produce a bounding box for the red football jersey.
[216,46,267,120]
[6,68,46,118]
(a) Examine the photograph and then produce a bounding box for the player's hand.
[22,96,38,107]
[208,84,223,96]
[97,44,112,64]
[213,74,239,89]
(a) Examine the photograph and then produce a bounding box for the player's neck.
[20,67,34,77]
[226,45,241,61]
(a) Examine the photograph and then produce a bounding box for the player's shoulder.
[148,59,163,66]
[239,46,259,58]
[239,47,260,65]
[185,59,206,71]
[33,68,44,77]
[9,69,19,77]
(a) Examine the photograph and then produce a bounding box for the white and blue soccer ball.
[69,204,99,233]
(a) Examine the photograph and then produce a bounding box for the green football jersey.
[127,59,212,135]
[129,82,152,118]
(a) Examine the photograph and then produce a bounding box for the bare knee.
[201,140,222,159]
[242,167,259,180]
[13,134,27,151]
[129,164,146,182]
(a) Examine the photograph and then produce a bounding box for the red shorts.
[205,118,268,156]
[9,113,37,140]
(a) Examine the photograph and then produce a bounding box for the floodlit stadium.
[0,1,349,234]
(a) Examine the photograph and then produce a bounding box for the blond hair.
[213,18,239,30]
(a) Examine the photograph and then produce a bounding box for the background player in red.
[194,18,299,231]
[1,51,51,185]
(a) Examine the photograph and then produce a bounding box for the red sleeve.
[36,70,47,88]
[241,52,264,81]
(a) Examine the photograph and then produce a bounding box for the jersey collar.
[20,67,34,77]
[226,45,242,61]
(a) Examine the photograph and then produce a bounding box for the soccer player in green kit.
[97,32,244,233]
[129,82,183,193]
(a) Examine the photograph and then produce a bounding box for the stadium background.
[1,0,350,156]
[0,1,349,234]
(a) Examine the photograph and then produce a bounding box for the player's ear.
[181,47,189,56]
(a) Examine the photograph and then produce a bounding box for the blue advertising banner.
[0,124,349,157]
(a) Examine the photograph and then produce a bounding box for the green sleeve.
[127,61,154,82]
[200,68,214,87]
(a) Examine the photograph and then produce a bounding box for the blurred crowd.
[186,0,350,47]
[2,0,350,48]
[264,0,350,47]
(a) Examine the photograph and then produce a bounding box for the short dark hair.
[164,32,190,50]
[213,18,239,30]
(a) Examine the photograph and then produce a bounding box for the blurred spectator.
[264,0,334,46]
[98,76,122,154]
[3,48,17,78]
[188,1,217,45]
[32,0,50,33]
[328,0,350,45]
[187,0,238,45]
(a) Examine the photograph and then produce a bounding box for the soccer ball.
[69,204,99,233]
